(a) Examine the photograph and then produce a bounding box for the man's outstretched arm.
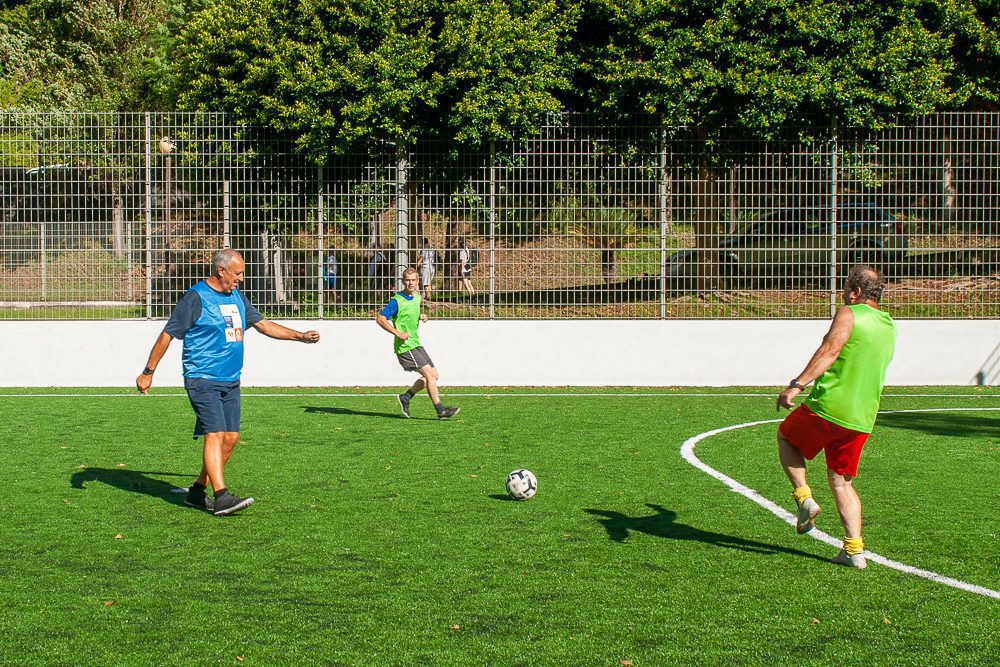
[253,320,320,343]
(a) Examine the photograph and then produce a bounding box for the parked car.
[718,202,908,287]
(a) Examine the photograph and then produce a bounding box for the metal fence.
[1,111,997,320]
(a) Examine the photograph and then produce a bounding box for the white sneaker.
[795,496,821,534]
[831,548,868,569]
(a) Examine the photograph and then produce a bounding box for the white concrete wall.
[2,319,996,387]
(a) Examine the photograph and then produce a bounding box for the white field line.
[0,392,996,398]
[680,408,1000,600]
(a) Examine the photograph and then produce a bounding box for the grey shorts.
[185,377,241,438]
[396,346,434,372]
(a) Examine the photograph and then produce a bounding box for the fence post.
[829,118,839,318]
[659,125,668,319]
[144,112,153,319]
[395,142,409,289]
[223,180,231,248]
[317,167,325,320]
[489,140,496,319]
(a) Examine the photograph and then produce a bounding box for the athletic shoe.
[831,548,868,569]
[184,488,214,511]
[437,406,460,420]
[795,496,821,534]
[213,492,255,516]
[397,393,411,418]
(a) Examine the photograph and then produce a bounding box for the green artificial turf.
[0,388,996,666]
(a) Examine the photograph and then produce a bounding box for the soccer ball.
[506,469,537,500]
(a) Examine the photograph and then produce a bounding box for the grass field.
[1,387,997,665]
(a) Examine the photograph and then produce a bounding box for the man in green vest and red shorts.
[776,265,897,569]
[376,267,460,420]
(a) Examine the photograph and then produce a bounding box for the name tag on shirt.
[219,304,244,342]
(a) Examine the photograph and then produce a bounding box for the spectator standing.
[416,238,437,300]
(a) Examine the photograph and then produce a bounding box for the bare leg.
[199,431,226,492]
[407,375,427,395]
[419,365,441,404]
[196,431,240,492]
[777,430,808,489]
[828,470,862,538]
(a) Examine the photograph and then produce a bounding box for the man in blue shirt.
[136,248,320,516]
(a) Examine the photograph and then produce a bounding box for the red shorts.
[779,404,870,478]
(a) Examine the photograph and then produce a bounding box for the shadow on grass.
[302,405,403,419]
[489,493,520,502]
[70,467,191,507]
[584,504,828,562]
[878,411,1000,438]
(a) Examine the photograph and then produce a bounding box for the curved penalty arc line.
[680,407,1000,600]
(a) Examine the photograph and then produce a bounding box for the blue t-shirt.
[163,281,264,381]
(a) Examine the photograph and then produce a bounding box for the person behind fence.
[135,248,321,516]
[370,245,395,303]
[457,236,476,295]
[416,237,437,300]
[376,267,460,420]
[325,251,339,303]
[775,265,896,569]
[601,242,617,285]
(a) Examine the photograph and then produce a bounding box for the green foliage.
[576,0,984,141]
[0,0,193,111]
[170,0,578,164]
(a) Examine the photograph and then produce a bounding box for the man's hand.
[776,387,801,411]
[136,373,153,395]
[299,330,320,343]
[419,313,428,323]
[397,332,410,341]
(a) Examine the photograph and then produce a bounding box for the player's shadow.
[302,405,404,419]
[584,504,827,562]
[878,411,999,438]
[70,467,191,507]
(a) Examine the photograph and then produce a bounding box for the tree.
[171,0,577,159]
[573,0,978,292]
[169,0,578,268]
[0,0,191,111]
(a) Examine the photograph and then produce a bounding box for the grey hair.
[212,248,242,274]
[846,265,886,303]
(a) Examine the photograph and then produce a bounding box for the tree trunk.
[111,191,125,260]
[695,164,720,295]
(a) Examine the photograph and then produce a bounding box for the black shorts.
[396,346,434,372]
[185,377,241,438]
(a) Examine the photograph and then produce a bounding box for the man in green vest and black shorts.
[776,265,896,569]
[376,267,460,420]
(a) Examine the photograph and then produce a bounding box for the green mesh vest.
[804,304,896,433]
[390,292,422,355]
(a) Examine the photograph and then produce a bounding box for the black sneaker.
[397,393,411,418]
[184,488,214,511]
[212,492,255,516]
[437,406,460,420]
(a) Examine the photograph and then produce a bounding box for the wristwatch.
[142,366,155,375]
[788,379,805,390]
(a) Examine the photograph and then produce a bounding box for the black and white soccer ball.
[506,469,537,500]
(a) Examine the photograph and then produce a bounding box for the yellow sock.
[843,536,864,556]
[792,485,813,507]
